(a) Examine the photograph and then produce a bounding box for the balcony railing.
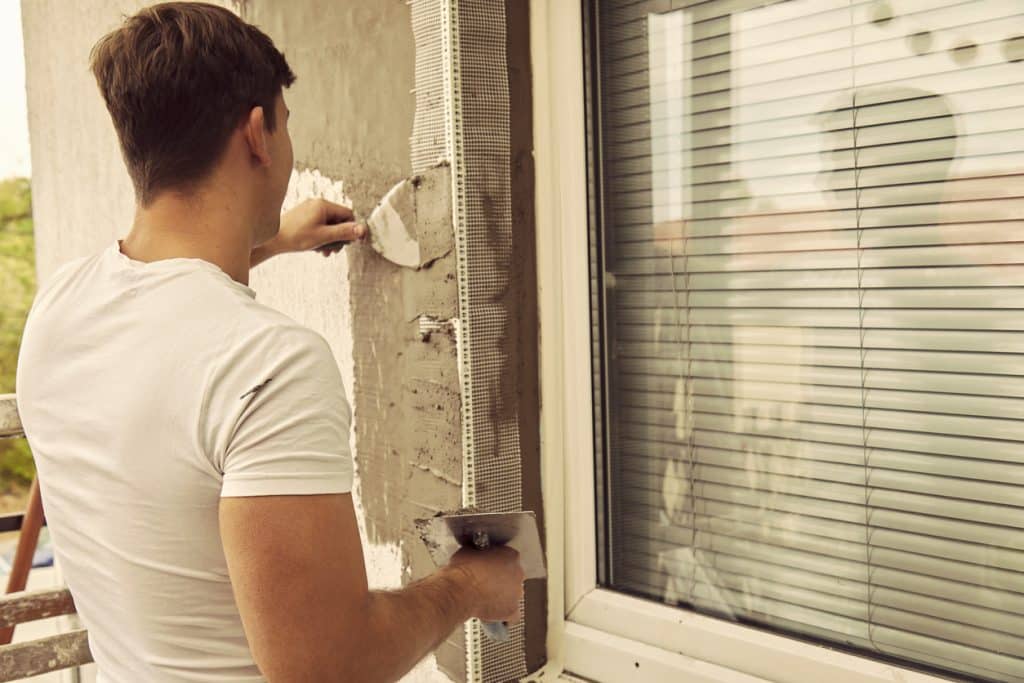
[0,393,93,681]
[0,396,40,535]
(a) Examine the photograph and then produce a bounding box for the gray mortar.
[245,1,414,209]
[410,164,456,269]
[244,2,466,679]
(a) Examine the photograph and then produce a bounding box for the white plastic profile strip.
[430,0,529,678]
[439,0,473,515]
[436,0,487,679]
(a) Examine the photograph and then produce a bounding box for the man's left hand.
[253,199,367,266]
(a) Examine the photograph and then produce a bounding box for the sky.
[0,0,30,179]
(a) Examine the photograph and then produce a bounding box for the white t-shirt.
[16,242,353,682]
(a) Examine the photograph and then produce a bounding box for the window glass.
[587,2,1024,681]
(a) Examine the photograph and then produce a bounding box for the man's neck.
[121,185,257,286]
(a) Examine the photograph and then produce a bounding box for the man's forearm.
[347,566,475,682]
[249,240,281,269]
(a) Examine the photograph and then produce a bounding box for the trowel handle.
[315,239,352,253]
[472,531,513,643]
[315,210,364,254]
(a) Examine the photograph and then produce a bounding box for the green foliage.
[0,439,35,489]
[0,177,36,489]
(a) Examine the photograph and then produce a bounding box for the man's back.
[16,242,353,682]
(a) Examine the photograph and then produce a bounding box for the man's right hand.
[222,493,528,683]
[447,546,525,624]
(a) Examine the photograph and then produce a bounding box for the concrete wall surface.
[20,1,462,680]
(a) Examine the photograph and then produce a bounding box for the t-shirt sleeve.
[202,324,353,498]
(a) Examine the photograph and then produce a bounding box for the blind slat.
[620,437,1024,486]
[619,414,1024,462]
[614,266,1024,290]
[619,376,1024,419]
[618,464,1024,525]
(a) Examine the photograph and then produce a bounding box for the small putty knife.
[317,175,419,266]
[319,169,442,268]
[364,175,421,268]
[415,511,546,643]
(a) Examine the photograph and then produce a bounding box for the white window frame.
[529,2,959,681]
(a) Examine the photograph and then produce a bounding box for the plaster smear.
[346,165,465,679]
[271,168,357,409]
[260,168,453,683]
[369,179,421,268]
[276,168,383,571]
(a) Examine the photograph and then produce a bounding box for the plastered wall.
[21,0,461,680]
[241,1,465,679]
[21,0,168,282]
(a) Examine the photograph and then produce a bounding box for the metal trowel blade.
[415,511,547,580]
[366,176,421,268]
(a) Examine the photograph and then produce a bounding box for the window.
[584,2,1024,683]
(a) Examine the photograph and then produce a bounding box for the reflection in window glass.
[587,2,1024,681]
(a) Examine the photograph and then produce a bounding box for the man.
[15,3,524,681]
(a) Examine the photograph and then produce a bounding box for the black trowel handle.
[315,210,365,254]
[315,239,351,254]
[472,531,512,643]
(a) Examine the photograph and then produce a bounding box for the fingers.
[320,221,365,247]
[314,222,366,256]
[329,221,366,243]
[320,199,355,225]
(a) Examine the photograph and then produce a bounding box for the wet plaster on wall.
[212,173,460,683]
[243,2,464,680]
[242,1,414,206]
[232,162,459,683]
[346,167,466,681]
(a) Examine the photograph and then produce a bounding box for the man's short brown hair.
[90,2,295,205]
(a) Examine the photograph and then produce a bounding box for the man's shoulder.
[34,251,101,302]
[21,250,107,343]
[224,314,333,364]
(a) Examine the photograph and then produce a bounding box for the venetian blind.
[590,1,1024,682]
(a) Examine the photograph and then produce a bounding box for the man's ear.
[242,106,272,167]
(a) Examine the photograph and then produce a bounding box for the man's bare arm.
[219,493,523,683]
